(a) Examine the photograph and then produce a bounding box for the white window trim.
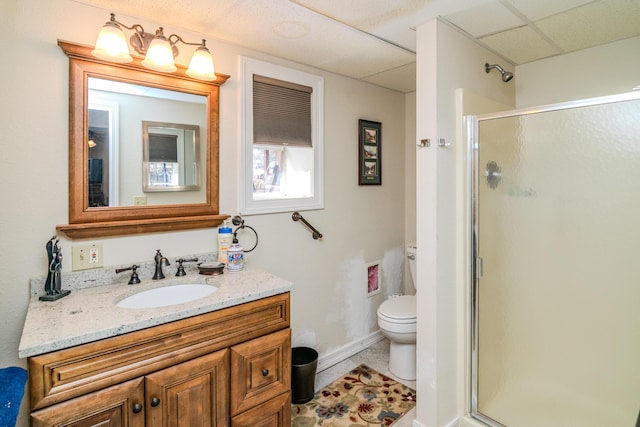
[240,56,324,215]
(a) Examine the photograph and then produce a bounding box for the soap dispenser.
[227,236,244,272]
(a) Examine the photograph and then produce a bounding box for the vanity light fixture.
[87,130,96,148]
[92,13,216,81]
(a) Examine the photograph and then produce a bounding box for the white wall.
[0,2,407,423]
[516,36,640,108]
[414,19,515,427]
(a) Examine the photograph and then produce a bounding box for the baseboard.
[455,415,488,427]
[411,416,460,427]
[316,330,385,373]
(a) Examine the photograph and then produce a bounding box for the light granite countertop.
[19,267,293,358]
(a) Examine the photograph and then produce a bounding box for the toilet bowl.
[377,245,417,380]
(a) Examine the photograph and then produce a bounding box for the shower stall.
[468,91,640,426]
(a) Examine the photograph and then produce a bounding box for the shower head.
[485,63,514,82]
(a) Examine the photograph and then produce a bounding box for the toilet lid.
[378,295,416,322]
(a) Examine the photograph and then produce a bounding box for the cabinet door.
[145,349,229,427]
[230,328,291,416]
[231,391,291,427]
[31,377,145,427]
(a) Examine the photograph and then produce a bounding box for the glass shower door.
[471,93,640,427]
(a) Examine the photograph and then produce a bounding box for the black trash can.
[291,347,318,404]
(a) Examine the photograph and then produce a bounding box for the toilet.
[377,245,417,380]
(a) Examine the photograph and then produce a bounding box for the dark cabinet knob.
[262,368,269,376]
[150,397,161,407]
[132,403,143,414]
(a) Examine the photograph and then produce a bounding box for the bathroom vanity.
[19,267,294,426]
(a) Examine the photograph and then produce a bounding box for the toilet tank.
[406,245,417,290]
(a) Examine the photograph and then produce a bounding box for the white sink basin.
[116,284,218,309]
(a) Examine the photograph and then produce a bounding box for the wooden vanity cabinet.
[28,293,291,427]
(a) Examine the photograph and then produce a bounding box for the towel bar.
[292,212,323,240]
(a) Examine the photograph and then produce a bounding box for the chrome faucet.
[152,249,170,280]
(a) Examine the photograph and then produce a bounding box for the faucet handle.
[115,265,141,285]
[175,258,199,276]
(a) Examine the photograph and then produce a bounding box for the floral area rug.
[291,364,416,427]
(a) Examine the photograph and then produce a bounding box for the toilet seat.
[377,295,416,324]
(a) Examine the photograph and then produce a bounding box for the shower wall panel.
[473,94,640,427]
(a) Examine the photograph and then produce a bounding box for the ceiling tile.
[535,0,640,52]
[208,1,416,81]
[291,0,423,52]
[504,0,594,21]
[291,0,427,30]
[442,0,525,37]
[480,25,561,64]
[362,63,417,93]
[314,44,415,80]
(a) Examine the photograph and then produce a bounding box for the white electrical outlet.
[133,196,147,206]
[72,243,104,271]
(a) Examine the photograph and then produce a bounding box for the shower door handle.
[485,161,502,189]
[476,257,483,278]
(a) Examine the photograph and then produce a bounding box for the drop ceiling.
[73,0,639,93]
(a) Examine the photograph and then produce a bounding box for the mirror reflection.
[87,77,207,207]
[143,121,200,192]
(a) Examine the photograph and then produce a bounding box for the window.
[241,57,324,214]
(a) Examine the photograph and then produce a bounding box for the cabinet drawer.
[230,328,291,416]
[231,391,291,427]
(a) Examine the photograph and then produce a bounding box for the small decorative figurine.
[40,236,71,301]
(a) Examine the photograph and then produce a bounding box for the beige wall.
[516,36,640,108]
[0,0,407,412]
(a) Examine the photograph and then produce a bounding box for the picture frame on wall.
[366,261,382,297]
[358,119,381,185]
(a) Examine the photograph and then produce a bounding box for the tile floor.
[314,339,416,427]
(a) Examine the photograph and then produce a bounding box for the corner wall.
[414,19,515,427]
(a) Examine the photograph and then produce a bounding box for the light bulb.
[141,36,177,72]
[186,46,216,81]
[92,21,132,63]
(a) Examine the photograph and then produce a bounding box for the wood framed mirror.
[56,41,229,239]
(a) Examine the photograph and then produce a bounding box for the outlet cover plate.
[72,243,104,271]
